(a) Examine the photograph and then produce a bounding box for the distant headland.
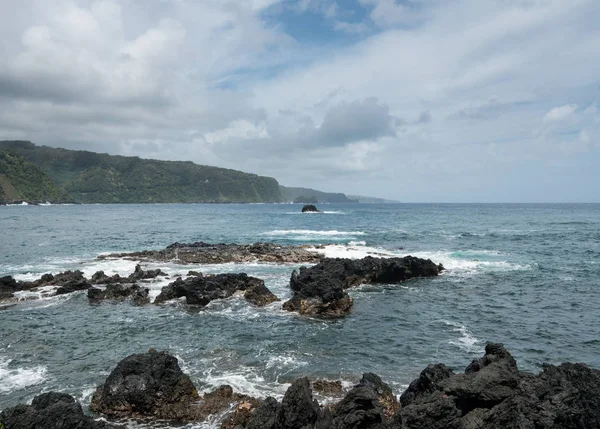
[0,140,391,205]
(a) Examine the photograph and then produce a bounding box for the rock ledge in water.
[154,273,278,307]
[283,256,443,317]
[98,242,324,264]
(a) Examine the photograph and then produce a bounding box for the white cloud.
[544,104,578,122]
[0,0,599,201]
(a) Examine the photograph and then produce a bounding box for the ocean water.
[1,203,599,426]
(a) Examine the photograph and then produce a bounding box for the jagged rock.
[90,271,124,284]
[399,363,454,407]
[88,283,150,305]
[0,275,20,300]
[0,392,123,429]
[55,280,92,295]
[98,242,324,264]
[90,349,200,421]
[283,256,443,317]
[328,373,398,429]
[188,270,203,277]
[154,273,277,307]
[244,283,279,306]
[393,342,600,429]
[313,379,344,396]
[302,204,320,213]
[127,264,165,281]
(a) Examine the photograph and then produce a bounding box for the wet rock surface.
[4,344,599,429]
[0,392,123,429]
[283,256,443,317]
[88,283,150,305]
[302,204,320,213]
[154,273,278,307]
[98,242,325,264]
[90,349,201,421]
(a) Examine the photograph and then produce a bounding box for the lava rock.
[90,349,200,421]
[393,342,600,429]
[0,276,20,300]
[0,392,123,429]
[55,280,92,295]
[283,256,443,317]
[88,283,150,305]
[302,204,320,213]
[90,271,124,285]
[127,264,165,282]
[154,273,277,307]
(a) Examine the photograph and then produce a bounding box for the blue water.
[1,203,599,426]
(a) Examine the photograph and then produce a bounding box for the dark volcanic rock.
[313,379,344,396]
[55,280,92,295]
[0,392,122,429]
[154,273,278,307]
[0,275,20,300]
[90,349,200,421]
[88,283,150,305]
[98,242,324,264]
[283,256,443,317]
[327,373,398,429]
[302,204,320,213]
[127,264,166,281]
[90,271,124,284]
[393,342,600,429]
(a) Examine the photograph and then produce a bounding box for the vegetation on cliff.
[281,186,358,203]
[0,150,72,204]
[0,141,283,204]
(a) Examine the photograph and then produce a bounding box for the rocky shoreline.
[1,245,443,317]
[2,343,598,428]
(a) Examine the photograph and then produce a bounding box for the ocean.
[1,203,599,427]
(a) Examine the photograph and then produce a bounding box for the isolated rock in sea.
[302,204,320,213]
[90,349,200,421]
[99,242,324,264]
[283,256,443,317]
[0,392,123,429]
[393,342,600,429]
[88,283,150,305]
[154,273,278,307]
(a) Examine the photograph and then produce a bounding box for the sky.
[0,0,599,202]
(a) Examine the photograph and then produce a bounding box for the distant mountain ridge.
[0,141,369,204]
[0,141,283,204]
[280,186,358,203]
[0,150,72,204]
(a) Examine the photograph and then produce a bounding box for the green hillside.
[280,186,358,203]
[0,141,284,204]
[0,150,72,204]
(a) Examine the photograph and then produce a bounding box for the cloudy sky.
[1,0,599,202]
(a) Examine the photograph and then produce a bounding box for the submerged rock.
[283,256,443,317]
[302,204,320,213]
[88,283,150,305]
[0,392,122,429]
[154,273,278,307]
[98,242,324,264]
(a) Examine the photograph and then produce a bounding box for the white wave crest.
[0,360,48,393]
[264,230,365,237]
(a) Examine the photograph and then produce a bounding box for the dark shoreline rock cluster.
[98,242,325,264]
[2,343,599,429]
[0,264,166,303]
[283,256,444,317]
[1,249,444,318]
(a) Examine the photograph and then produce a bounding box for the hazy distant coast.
[0,140,385,205]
